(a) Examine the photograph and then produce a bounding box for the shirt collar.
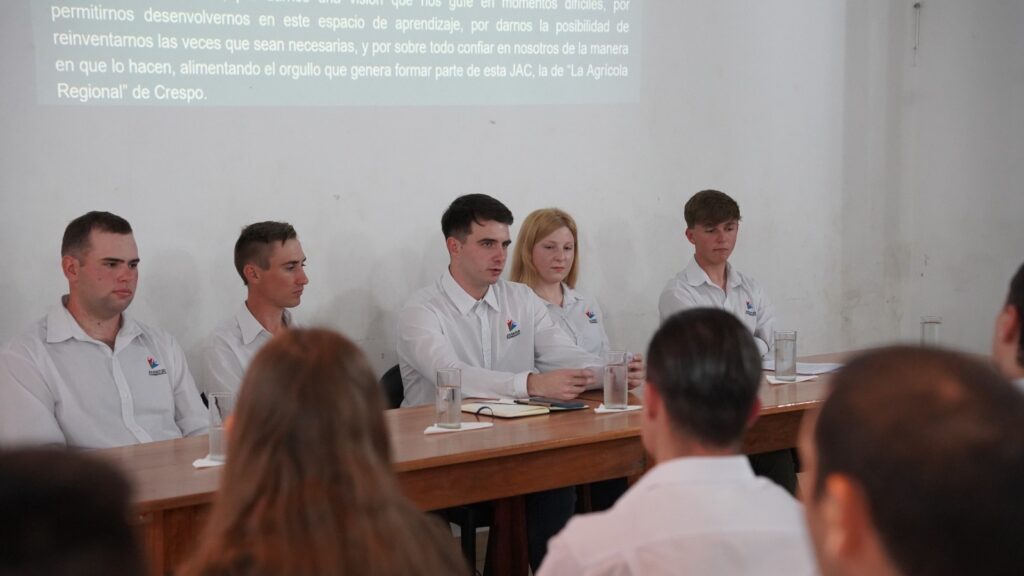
[441,269,498,315]
[560,283,583,307]
[637,455,756,490]
[236,302,291,345]
[683,256,740,289]
[46,295,141,345]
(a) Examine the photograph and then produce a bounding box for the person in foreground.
[182,328,466,576]
[204,221,308,395]
[0,449,146,576]
[992,260,1024,389]
[538,308,815,576]
[0,211,207,449]
[800,346,1024,576]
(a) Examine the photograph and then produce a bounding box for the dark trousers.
[525,486,577,571]
[749,448,799,496]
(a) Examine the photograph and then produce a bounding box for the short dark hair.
[813,346,1024,576]
[1007,261,1024,367]
[683,189,741,228]
[441,194,513,241]
[60,211,133,257]
[233,221,297,285]
[646,308,762,447]
[0,449,146,576]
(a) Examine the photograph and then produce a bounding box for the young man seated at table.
[539,308,815,576]
[800,346,1024,576]
[0,211,207,449]
[397,193,643,571]
[658,189,796,495]
[204,221,308,395]
[992,260,1024,390]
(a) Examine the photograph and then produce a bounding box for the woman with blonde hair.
[511,208,630,511]
[511,208,609,357]
[182,328,466,576]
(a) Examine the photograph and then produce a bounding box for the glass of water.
[773,331,798,383]
[603,350,629,409]
[435,368,462,429]
[920,316,942,346]
[208,392,236,462]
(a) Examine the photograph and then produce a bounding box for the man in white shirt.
[800,347,1024,576]
[398,194,643,570]
[204,221,307,395]
[0,211,207,449]
[658,189,775,356]
[657,189,795,494]
[539,308,815,576]
[992,261,1024,391]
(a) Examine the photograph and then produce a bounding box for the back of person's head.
[1006,261,1024,368]
[808,346,1024,576]
[183,328,466,576]
[510,208,580,288]
[646,308,762,448]
[0,449,145,576]
[60,211,133,258]
[683,190,741,229]
[233,221,297,285]
[441,194,513,240]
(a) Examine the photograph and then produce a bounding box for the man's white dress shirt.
[203,303,292,395]
[0,299,208,449]
[659,257,776,355]
[538,456,817,576]
[398,272,602,407]
[545,284,610,358]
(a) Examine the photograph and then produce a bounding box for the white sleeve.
[658,280,698,323]
[0,342,67,448]
[532,294,603,376]
[203,334,245,396]
[752,282,776,357]
[536,533,586,576]
[165,337,208,437]
[590,297,612,357]
[397,302,530,401]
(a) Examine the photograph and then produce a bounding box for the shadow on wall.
[134,248,202,347]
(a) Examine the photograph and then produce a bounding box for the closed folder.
[461,402,550,418]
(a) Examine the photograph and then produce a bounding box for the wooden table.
[96,354,837,575]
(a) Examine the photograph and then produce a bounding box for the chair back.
[379,364,404,409]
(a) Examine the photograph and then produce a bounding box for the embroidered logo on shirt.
[506,319,521,340]
[745,301,757,317]
[147,357,167,376]
[584,309,599,324]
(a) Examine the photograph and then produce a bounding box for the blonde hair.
[182,329,467,576]
[511,208,580,289]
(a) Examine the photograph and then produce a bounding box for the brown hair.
[233,221,298,285]
[510,208,580,289]
[61,211,133,258]
[683,190,741,228]
[182,329,467,576]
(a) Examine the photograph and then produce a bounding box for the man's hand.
[627,353,646,390]
[527,369,595,400]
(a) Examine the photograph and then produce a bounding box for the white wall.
[1,0,1019,384]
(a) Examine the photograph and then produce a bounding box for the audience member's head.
[232,222,307,307]
[182,328,466,576]
[511,208,580,289]
[60,211,139,320]
[643,308,762,460]
[992,261,1024,380]
[801,346,1024,576]
[0,449,146,576]
[683,189,741,229]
